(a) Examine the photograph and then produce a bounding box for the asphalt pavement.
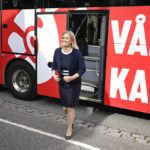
[0,87,150,150]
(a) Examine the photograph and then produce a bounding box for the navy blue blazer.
[52,48,86,79]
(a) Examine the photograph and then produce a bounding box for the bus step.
[79,96,102,103]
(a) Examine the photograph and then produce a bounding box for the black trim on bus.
[36,0,150,8]
[2,0,36,10]
[0,0,1,10]
[101,11,109,104]
[1,0,2,54]
[36,11,69,15]
[1,51,36,56]
[2,0,150,10]
[34,0,37,93]
[68,10,109,15]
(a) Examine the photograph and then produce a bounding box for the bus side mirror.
[47,62,52,68]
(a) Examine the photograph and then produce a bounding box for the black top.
[52,48,86,77]
[61,52,70,77]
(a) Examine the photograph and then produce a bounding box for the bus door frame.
[35,10,69,65]
[35,11,69,97]
[67,10,109,103]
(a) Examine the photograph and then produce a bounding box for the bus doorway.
[68,11,109,103]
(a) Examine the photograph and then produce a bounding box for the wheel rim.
[12,70,30,93]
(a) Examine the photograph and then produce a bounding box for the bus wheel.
[6,60,37,100]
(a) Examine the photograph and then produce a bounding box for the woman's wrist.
[52,70,56,77]
[71,73,79,80]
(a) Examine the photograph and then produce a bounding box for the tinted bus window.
[37,0,77,8]
[37,0,125,8]
[37,0,50,8]
[2,0,35,9]
[37,0,150,8]
[127,0,150,6]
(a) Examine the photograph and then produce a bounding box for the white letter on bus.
[110,67,129,100]
[128,14,147,56]
[129,70,148,103]
[111,20,132,54]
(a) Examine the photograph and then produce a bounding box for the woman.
[52,30,86,140]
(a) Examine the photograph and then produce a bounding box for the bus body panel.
[2,9,36,55]
[0,6,150,114]
[105,6,150,113]
[0,53,36,85]
[0,9,36,84]
[36,7,150,113]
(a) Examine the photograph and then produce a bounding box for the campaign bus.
[0,0,150,114]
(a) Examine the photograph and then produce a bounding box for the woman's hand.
[63,76,73,83]
[52,70,60,82]
[63,73,79,83]
[53,74,60,82]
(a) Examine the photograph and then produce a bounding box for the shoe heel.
[65,135,72,140]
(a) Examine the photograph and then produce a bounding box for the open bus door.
[68,10,109,103]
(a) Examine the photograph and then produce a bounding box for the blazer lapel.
[68,49,75,75]
[58,48,62,74]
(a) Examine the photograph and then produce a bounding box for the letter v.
[111,20,132,54]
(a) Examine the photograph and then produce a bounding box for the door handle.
[96,54,100,77]
[3,24,8,28]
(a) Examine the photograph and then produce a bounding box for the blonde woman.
[52,30,86,140]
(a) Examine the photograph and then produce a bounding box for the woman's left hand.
[63,76,73,83]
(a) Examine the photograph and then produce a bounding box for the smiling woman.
[52,30,86,140]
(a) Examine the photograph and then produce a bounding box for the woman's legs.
[65,107,75,136]
[62,107,67,114]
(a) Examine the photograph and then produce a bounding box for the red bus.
[1,0,150,114]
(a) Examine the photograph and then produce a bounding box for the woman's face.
[61,33,72,48]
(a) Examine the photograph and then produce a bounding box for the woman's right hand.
[52,70,60,82]
[53,74,60,82]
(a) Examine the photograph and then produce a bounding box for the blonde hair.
[61,30,79,49]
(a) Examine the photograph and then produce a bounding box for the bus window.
[127,0,150,6]
[37,0,49,8]
[84,0,150,6]
[37,0,79,8]
[19,0,35,9]
[37,0,126,8]
[12,0,19,7]
[2,0,35,9]
[3,0,12,9]
[36,0,150,8]
[69,13,101,48]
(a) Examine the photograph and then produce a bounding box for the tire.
[6,60,37,100]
